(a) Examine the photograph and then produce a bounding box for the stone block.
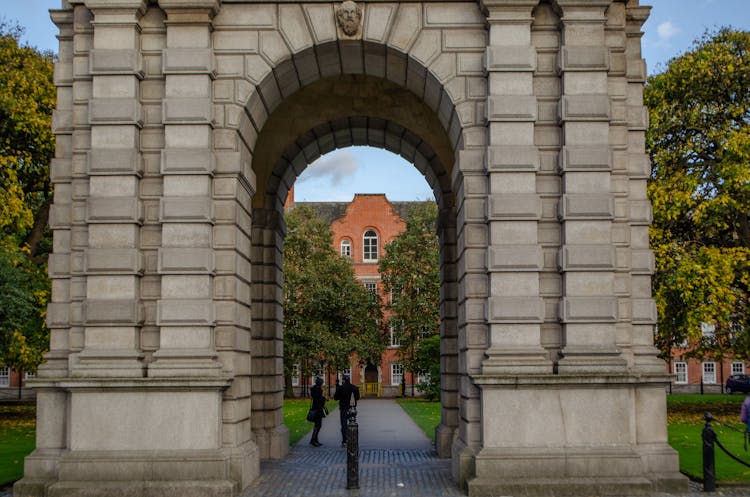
[87,148,143,176]
[560,94,610,121]
[364,4,396,43]
[89,49,143,76]
[559,194,614,220]
[488,194,540,220]
[631,249,655,274]
[68,390,221,451]
[631,298,657,324]
[83,299,142,325]
[161,148,214,175]
[487,95,537,122]
[559,46,609,72]
[47,302,71,328]
[559,145,611,172]
[279,4,313,53]
[560,297,617,323]
[559,245,615,271]
[489,297,544,323]
[424,4,483,27]
[163,98,213,124]
[214,29,259,53]
[163,48,215,75]
[86,197,142,223]
[485,46,536,72]
[160,197,214,223]
[487,145,538,172]
[157,299,214,325]
[303,5,336,43]
[158,247,214,274]
[489,245,543,271]
[84,248,143,274]
[89,98,142,126]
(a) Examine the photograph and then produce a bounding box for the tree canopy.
[283,206,385,394]
[645,28,750,361]
[379,202,440,394]
[0,23,55,374]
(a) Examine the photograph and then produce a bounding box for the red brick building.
[286,189,432,397]
[667,324,748,394]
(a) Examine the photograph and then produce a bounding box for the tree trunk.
[23,196,51,261]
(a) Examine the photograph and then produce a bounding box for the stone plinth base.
[465,374,688,497]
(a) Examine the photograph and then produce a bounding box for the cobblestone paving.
[242,446,463,497]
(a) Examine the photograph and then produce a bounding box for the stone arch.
[234,36,479,462]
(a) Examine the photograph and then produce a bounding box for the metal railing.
[702,412,750,491]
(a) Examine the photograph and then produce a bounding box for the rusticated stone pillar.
[71,0,147,378]
[555,0,625,373]
[250,208,289,459]
[482,0,552,375]
[150,0,222,376]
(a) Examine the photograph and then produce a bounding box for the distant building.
[285,188,434,397]
[0,366,34,390]
[667,323,748,393]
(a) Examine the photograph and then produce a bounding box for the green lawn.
[0,404,36,486]
[396,398,440,443]
[667,394,750,482]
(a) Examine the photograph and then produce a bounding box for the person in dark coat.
[333,374,360,446]
[310,377,326,447]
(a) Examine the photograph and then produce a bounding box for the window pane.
[732,363,745,375]
[391,364,403,386]
[0,366,9,387]
[674,362,687,384]
[340,240,351,257]
[363,230,378,261]
[702,362,716,384]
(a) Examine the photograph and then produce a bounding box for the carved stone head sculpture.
[335,0,362,37]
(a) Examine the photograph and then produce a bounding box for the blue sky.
[3,0,748,201]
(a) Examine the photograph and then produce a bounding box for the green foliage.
[379,203,440,379]
[283,206,385,392]
[646,28,750,360]
[0,22,55,374]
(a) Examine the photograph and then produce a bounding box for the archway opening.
[244,71,462,459]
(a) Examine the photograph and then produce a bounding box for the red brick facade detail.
[288,190,421,396]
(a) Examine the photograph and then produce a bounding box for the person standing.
[333,374,360,446]
[310,377,326,447]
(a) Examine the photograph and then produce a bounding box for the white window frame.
[391,363,403,386]
[340,239,351,258]
[24,371,35,380]
[702,362,716,384]
[291,364,299,386]
[674,362,687,384]
[364,280,377,294]
[363,230,378,262]
[732,362,745,375]
[0,366,9,387]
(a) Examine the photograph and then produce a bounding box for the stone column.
[72,0,147,378]
[250,208,289,459]
[151,0,222,376]
[482,0,552,375]
[556,0,625,373]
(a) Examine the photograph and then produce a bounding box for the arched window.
[340,239,351,258]
[363,230,378,262]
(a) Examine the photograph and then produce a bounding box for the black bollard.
[346,407,359,490]
[702,412,716,492]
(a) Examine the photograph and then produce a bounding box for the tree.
[0,22,55,377]
[645,28,750,361]
[379,202,440,397]
[283,206,385,396]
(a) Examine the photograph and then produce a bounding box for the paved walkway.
[242,398,461,497]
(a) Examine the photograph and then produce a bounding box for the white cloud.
[299,151,359,186]
[657,20,680,42]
